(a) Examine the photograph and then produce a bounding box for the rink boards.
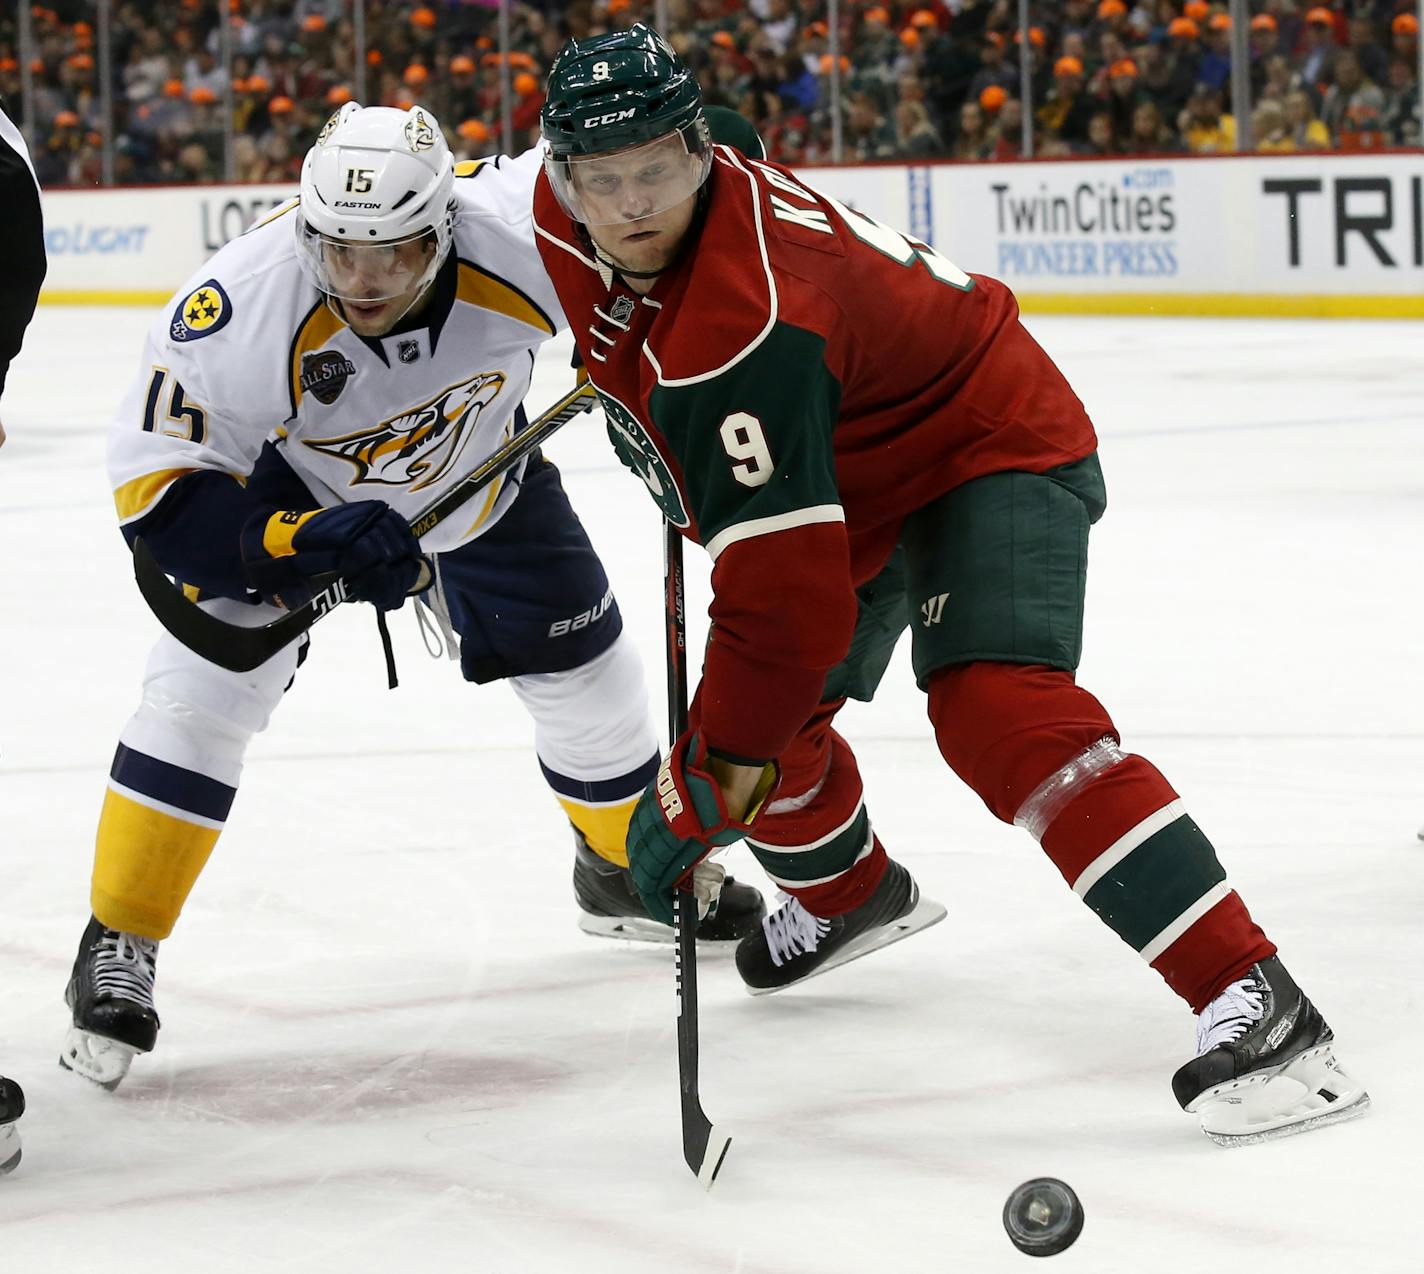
[35,151,1424,318]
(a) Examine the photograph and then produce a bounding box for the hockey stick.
[131,381,598,673]
[664,521,732,1190]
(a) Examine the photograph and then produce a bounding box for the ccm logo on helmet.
[584,109,638,128]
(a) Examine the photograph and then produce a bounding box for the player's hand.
[240,501,429,612]
[626,731,777,926]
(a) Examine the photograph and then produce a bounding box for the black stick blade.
[131,538,330,672]
[674,890,731,1189]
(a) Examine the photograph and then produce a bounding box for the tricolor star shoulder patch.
[170,278,233,343]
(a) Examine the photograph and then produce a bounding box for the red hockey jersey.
[533,145,1097,761]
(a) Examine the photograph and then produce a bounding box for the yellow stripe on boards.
[559,796,640,868]
[1015,292,1424,319]
[40,290,1424,319]
[39,290,172,305]
[92,788,223,940]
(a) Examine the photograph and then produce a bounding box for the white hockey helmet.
[295,102,456,303]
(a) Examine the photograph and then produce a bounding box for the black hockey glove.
[239,501,428,612]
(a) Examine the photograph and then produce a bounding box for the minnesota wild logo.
[597,388,689,527]
[304,371,505,491]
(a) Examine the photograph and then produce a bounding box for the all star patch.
[170,279,232,342]
[300,350,357,405]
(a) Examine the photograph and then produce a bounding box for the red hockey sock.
[929,662,1274,1011]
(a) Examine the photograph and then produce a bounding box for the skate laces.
[92,930,159,1011]
[762,893,831,968]
[1195,974,1265,1055]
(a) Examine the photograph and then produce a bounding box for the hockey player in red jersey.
[531,25,1370,1144]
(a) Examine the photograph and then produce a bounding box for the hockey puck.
[1003,1178,1083,1257]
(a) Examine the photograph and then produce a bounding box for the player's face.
[571,134,703,277]
[325,237,437,335]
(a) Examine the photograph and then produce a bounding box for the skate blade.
[0,1124,19,1175]
[59,1026,139,1091]
[744,895,948,996]
[1195,1046,1370,1146]
[576,912,744,948]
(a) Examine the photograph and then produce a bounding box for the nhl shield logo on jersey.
[397,339,421,364]
[303,371,506,491]
[404,109,437,153]
[300,351,357,405]
[170,279,233,343]
[597,389,689,527]
[609,295,635,326]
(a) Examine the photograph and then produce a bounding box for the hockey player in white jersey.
[61,103,765,1090]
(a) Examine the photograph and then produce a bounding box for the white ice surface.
[0,310,1420,1273]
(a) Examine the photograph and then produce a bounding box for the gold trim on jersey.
[114,468,245,524]
[454,159,485,178]
[248,198,299,233]
[455,262,555,336]
[113,467,196,522]
[289,299,349,410]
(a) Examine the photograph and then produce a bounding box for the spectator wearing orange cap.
[1037,54,1096,148]
[445,54,480,125]
[512,70,547,140]
[1247,12,1281,79]
[1150,17,1204,116]
[1196,12,1235,93]
[1104,57,1143,141]
[1299,8,1340,90]
[233,74,272,137]
[453,116,494,160]
[852,4,903,79]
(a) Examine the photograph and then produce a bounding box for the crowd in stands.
[1,0,1419,186]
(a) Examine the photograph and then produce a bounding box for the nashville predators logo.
[303,371,506,491]
[405,109,437,153]
[170,279,232,342]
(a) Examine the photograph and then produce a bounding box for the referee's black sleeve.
[0,101,47,401]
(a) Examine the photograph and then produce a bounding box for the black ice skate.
[0,1075,23,1174]
[573,835,766,943]
[735,858,946,994]
[59,915,161,1090]
[1172,955,1369,1146]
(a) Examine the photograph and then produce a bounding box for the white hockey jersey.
[108,148,566,556]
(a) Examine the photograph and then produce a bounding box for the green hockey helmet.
[541,24,713,226]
